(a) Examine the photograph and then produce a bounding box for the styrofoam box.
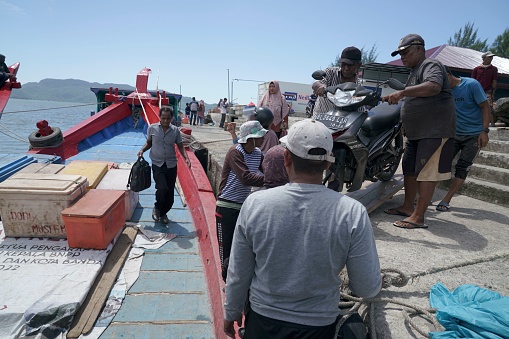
[96,169,139,220]
[16,163,65,175]
[0,173,89,238]
[62,190,125,250]
[60,161,109,189]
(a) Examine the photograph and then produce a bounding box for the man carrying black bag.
[138,106,191,224]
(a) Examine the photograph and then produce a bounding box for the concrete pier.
[185,118,509,338]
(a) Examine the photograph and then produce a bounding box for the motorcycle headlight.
[327,90,366,107]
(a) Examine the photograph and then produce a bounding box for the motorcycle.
[305,94,317,118]
[312,70,405,192]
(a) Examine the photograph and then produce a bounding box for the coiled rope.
[337,251,509,338]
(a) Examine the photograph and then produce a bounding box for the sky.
[2,0,508,106]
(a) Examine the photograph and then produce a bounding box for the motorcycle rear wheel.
[377,130,404,181]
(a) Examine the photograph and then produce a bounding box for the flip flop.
[436,201,450,212]
[393,220,428,229]
[384,208,411,217]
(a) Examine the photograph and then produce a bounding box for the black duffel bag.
[127,156,152,192]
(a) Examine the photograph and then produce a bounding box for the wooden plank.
[67,226,138,338]
[100,322,215,338]
[128,271,207,293]
[346,173,404,214]
[175,178,187,207]
[112,294,212,323]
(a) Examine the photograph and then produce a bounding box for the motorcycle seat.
[361,102,401,137]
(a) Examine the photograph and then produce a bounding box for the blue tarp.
[429,282,509,338]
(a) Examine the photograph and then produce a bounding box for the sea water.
[0,99,95,155]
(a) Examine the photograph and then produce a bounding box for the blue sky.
[2,0,508,105]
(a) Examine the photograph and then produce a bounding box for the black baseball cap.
[391,34,425,57]
[339,47,362,65]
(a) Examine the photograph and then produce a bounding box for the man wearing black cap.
[311,46,362,190]
[382,34,455,229]
[471,51,498,125]
[312,46,362,115]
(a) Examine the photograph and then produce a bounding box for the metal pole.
[227,69,230,104]
[231,81,234,105]
[179,85,181,110]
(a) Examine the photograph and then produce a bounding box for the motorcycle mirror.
[387,78,405,91]
[312,70,326,80]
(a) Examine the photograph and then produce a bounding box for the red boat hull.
[0,63,21,114]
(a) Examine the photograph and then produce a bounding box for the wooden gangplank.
[346,173,404,214]
[67,226,137,338]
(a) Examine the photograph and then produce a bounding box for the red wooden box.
[62,189,125,249]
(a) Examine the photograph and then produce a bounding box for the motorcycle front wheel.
[377,130,404,181]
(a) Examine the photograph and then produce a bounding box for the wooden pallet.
[346,173,404,214]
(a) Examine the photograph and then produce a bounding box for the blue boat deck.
[66,117,215,338]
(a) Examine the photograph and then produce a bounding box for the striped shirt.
[218,144,263,204]
[313,66,359,115]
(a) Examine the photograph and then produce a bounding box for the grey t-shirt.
[224,183,382,326]
[402,58,456,140]
[147,123,182,168]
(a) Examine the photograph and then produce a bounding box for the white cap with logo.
[280,119,335,163]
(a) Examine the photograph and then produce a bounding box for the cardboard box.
[0,173,88,238]
[62,190,125,249]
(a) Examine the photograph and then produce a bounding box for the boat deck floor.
[68,128,215,338]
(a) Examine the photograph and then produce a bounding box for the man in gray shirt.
[138,106,191,224]
[223,119,381,338]
[383,34,455,229]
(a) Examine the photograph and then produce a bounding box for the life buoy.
[29,127,63,148]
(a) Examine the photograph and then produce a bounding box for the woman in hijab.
[258,80,289,138]
[197,100,205,126]
[261,145,289,189]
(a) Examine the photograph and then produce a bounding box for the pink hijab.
[258,80,289,127]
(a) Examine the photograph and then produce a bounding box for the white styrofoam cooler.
[96,169,139,220]
[16,163,65,175]
[0,173,89,238]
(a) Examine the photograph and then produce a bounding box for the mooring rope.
[179,130,232,151]
[0,123,30,142]
[337,250,509,338]
[1,102,101,114]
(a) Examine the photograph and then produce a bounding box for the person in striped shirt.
[312,46,362,115]
[216,120,267,282]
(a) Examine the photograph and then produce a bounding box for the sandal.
[436,201,450,212]
[384,208,411,217]
[393,220,428,229]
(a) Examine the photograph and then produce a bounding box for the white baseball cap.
[280,119,335,162]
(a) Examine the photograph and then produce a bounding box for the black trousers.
[244,307,368,339]
[152,163,177,215]
[190,111,197,125]
[215,205,241,282]
[219,113,227,127]
[0,72,9,87]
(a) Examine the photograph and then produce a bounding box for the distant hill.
[11,78,135,103]
[10,78,218,111]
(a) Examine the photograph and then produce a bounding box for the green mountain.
[10,79,217,111]
[11,78,135,103]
